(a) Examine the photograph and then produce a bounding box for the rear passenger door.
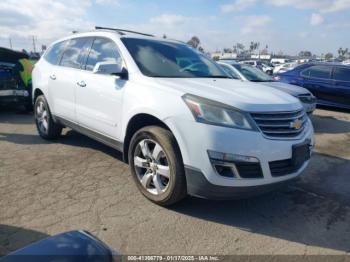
[75,37,126,140]
[49,37,92,122]
[300,65,333,104]
[332,67,350,108]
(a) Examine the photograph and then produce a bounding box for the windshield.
[232,64,273,82]
[218,64,240,79]
[121,38,228,78]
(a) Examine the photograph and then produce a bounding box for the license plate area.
[292,140,311,168]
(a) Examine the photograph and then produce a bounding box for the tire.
[34,95,62,140]
[128,126,187,206]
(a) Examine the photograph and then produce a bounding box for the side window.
[44,41,68,65]
[85,38,122,71]
[302,66,332,79]
[301,68,310,77]
[333,67,350,82]
[60,38,90,69]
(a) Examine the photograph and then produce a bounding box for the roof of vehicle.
[219,61,261,68]
[0,47,29,63]
[240,60,256,62]
[296,62,349,68]
[218,61,239,65]
[51,27,185,47]
[218,58,237,61]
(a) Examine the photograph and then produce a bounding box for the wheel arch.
[123,113,183,164]
[33,88,44,103]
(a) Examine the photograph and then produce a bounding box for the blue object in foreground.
[1,230,117,262]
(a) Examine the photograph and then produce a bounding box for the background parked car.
[275,63,350,110]
[239,60,274,75]
[218,61,316,114]
[273,62,298,75]
[270,58,293,66]
[0,47,34,111]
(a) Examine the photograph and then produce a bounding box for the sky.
[0,0,349,55]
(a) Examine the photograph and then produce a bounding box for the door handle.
[77,81,86,87]
[50,74,56,80]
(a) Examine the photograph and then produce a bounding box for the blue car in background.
[275,63,350,110]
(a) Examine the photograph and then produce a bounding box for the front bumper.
[0,89,30,104]
[165,117,314,199]
[302,102,316,114]
[185,166,298,199]
[0,89,29,97]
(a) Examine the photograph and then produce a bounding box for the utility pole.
[9,38,13,49]
[32,35,37,53]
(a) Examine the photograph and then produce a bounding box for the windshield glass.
[232,64,273,82]
[121,38,228,78]
[218,64,240,79]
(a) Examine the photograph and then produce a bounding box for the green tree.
[233,43,245,55]
[299,51,312,58]
[338,47,349,59]
[187,36,200,49]
[249,41,260,54]
[325,53,333,61]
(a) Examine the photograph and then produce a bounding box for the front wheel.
[128,126,187,206]
[34,95,62,140]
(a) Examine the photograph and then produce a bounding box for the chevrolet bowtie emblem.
[290,119,303,130]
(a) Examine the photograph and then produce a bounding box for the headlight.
[182,94,256,130]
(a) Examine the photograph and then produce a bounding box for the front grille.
[0,78,18,91]
[269,158,305,177]
[298,94,316,104]
[251,109,307,139]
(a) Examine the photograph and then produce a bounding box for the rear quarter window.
[301,65,332,79]
[333,67,350,82]
[60,37,91,69]
[44,41,68,65]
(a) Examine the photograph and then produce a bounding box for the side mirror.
[93,61,128,79]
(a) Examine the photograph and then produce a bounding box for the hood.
[260,81,311,96]
[154,78,302,112]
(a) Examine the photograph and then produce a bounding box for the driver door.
[75,37,126,140]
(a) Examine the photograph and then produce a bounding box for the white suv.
[32,28,314,205]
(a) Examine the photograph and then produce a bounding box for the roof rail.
[95,26,154,37]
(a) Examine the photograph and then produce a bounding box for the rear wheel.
[34,95,62,139]
[128,126,187,206]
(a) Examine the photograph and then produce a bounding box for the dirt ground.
[0,107,350,255]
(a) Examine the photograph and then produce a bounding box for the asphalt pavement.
[0,108,350,255]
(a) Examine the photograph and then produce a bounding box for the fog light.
[207,150,259,163]
[208,150,262,179]
[214,164,235,178]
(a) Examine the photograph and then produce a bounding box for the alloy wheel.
[133,139,170,195]
[36,100,49,134]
